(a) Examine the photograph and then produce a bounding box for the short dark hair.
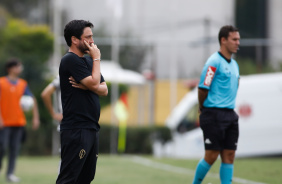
[218,25,239,45]
[64,20,94,47]
[5,58,21,73]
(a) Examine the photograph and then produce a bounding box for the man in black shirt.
[56,20,108,184]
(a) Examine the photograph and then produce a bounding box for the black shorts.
[56,129,99,184]
[200,108,239,150]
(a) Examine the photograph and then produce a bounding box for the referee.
[56,20,108,184]
[192,25,240,184]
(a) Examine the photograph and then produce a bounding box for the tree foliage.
[93,25,146,72]
[0,18,54,154]
[236,57,278,75]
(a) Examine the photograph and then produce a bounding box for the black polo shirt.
[59,52,105,131]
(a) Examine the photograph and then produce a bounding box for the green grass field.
[0,155,281,184]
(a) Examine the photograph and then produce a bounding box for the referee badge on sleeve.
[204,66,216,86]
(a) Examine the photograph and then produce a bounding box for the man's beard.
[78,41,89,54]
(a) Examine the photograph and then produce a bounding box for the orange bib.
[0,77,27,127]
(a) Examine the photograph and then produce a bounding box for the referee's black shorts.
[200,108,239,150]
[56,129,99,184]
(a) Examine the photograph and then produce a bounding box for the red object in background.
[120,93,129,109]
[142,69,155,80]
[239,104,252,117]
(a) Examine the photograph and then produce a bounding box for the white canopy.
[100,61,146,85]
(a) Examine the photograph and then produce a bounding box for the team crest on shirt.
[204,66,216,86]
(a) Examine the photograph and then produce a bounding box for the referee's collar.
[218,52,231,63]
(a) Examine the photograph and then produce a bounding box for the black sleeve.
[198,87,209,91]
[69,57,91,82]
[100,74,105,83]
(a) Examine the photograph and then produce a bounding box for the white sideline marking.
[130,156,267,184]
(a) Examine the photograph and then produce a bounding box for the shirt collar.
[218,52,231,63]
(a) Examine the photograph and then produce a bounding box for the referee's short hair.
[64,20,94,47]
[218,25,239,45]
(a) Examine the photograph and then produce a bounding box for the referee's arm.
[198,88,208,112]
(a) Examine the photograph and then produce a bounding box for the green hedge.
[99,124,172,154]
[0,19,54,155]
[21,124,171,155]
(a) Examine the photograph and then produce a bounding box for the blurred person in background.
[56,20,107,184]
[41,75,88,123]
[41,75,63,123]
[41,75,62,170]
[193,25,240,184]
[0,58,40,183]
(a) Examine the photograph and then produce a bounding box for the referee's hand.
[84,40,101,60]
